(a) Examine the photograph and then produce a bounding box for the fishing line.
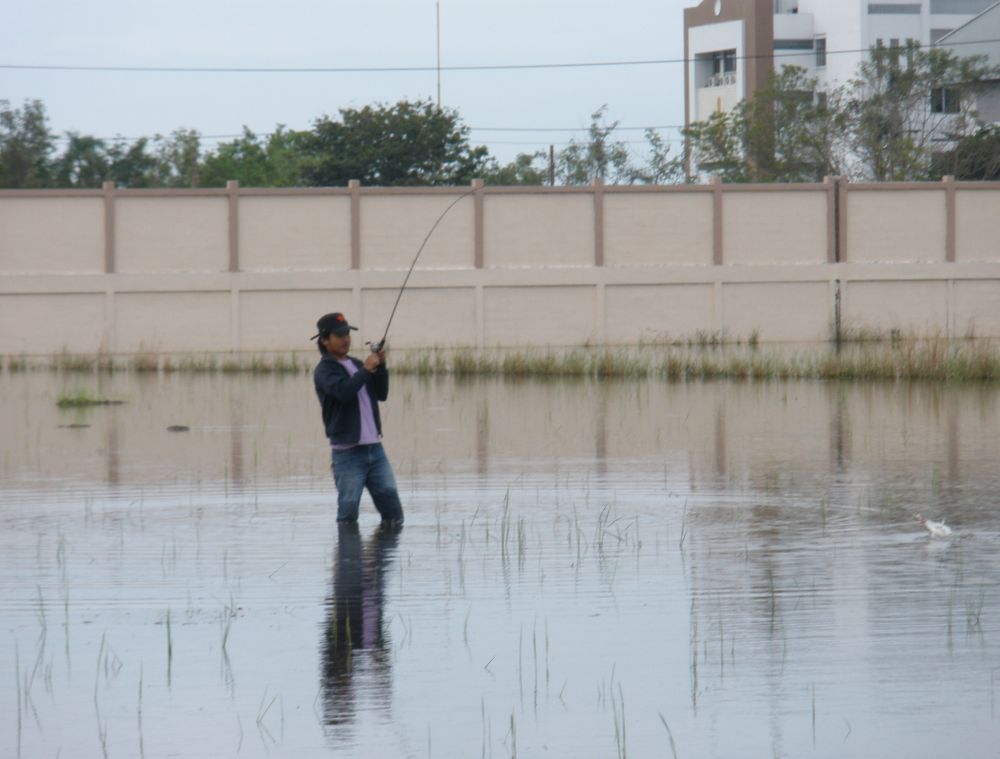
[367,188,477,353]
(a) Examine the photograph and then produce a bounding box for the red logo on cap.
[336,315,344,322]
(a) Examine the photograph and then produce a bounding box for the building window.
[816,37,827,67]
[699,50,738,88]
[774,39,815,50]
[930,0,996,12]
[889,38,901,67]
[869,3,921,13]
[712,50,737,74]
[930,87,961,114]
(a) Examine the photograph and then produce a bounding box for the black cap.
[311,312,358,340]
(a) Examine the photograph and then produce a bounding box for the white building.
[684,0,1000,128]
[935,3,1000,123]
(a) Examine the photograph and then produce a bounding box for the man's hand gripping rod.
[366,189,476,354]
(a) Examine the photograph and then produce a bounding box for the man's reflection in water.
[321,521,401,733]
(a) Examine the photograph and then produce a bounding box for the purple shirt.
[332,358,381,449]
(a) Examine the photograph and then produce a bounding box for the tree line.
[1,44,997,189]
[0,98,682,190]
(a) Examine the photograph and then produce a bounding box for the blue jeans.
[330,443,404,523]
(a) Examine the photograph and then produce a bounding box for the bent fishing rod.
[366,188,477,353]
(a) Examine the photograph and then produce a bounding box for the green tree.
[682,110,749,182]
[753,67,850,181]
[849,43,998,181]
[106,137,161,188]
[153,128,202,187]
[632,129,686,184]
[300,100,490,186]
[200,126,307,187]
[684,67,849,182]
[0,98,55,188]
[480,151,548,185]
[53,132,109,188]
[461,126,684,187]
[557,106,639,184]
[936,124,1000,180]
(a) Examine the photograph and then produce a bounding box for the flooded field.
[2,369,1000,758]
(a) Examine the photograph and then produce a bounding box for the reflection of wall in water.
[1,374,997,494]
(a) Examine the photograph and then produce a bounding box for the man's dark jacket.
[313,354,389,445]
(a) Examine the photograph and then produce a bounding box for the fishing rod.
[366,188,477,353]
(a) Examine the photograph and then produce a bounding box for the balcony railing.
[704,72,737,88]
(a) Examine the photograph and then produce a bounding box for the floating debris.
[166,425,190,432]
[56,392,125,408]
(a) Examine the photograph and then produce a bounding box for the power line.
[2,37,998,75]
[49,125,687,144]
[481,138,685,146]
[0,60,666,73]
[469,125,685,132]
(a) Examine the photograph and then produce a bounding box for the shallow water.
[2,371,999,758]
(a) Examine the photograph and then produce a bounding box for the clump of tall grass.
[593,350,651,378]
[452,351,487,376]
[836,325,896,344]
[12,338,1000,382]
[399,353,430,375]
[95,351,116,372]
[812,338,998,382]
[166,353,305,373]
[501,351,557,376]
[52,351,97,372]
[131,350,161,372]
[7,354,28,371]
[172,354,218,373]
[391,339,1000,383]
[688,330,726,349]
[269,353,306,374]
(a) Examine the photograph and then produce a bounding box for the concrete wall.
[0,178,998,354]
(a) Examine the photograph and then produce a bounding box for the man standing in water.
[312,312,404,525]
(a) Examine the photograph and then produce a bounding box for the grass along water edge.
[5,338,1000,382]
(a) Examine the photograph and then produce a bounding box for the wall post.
[943,175,956,263]
[472,178,484,269]
[837,177,849,263]
[102,181,116,274]
[824,176,838,264]
[226,180,240,272]
[711,176,723,265]
[592,177,605,267]
[349,179,362,270]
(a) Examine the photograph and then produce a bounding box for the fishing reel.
[366,339,385,354]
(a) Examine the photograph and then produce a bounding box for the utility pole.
[436,1,442,108]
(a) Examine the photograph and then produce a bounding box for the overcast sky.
[2,0,699,165]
